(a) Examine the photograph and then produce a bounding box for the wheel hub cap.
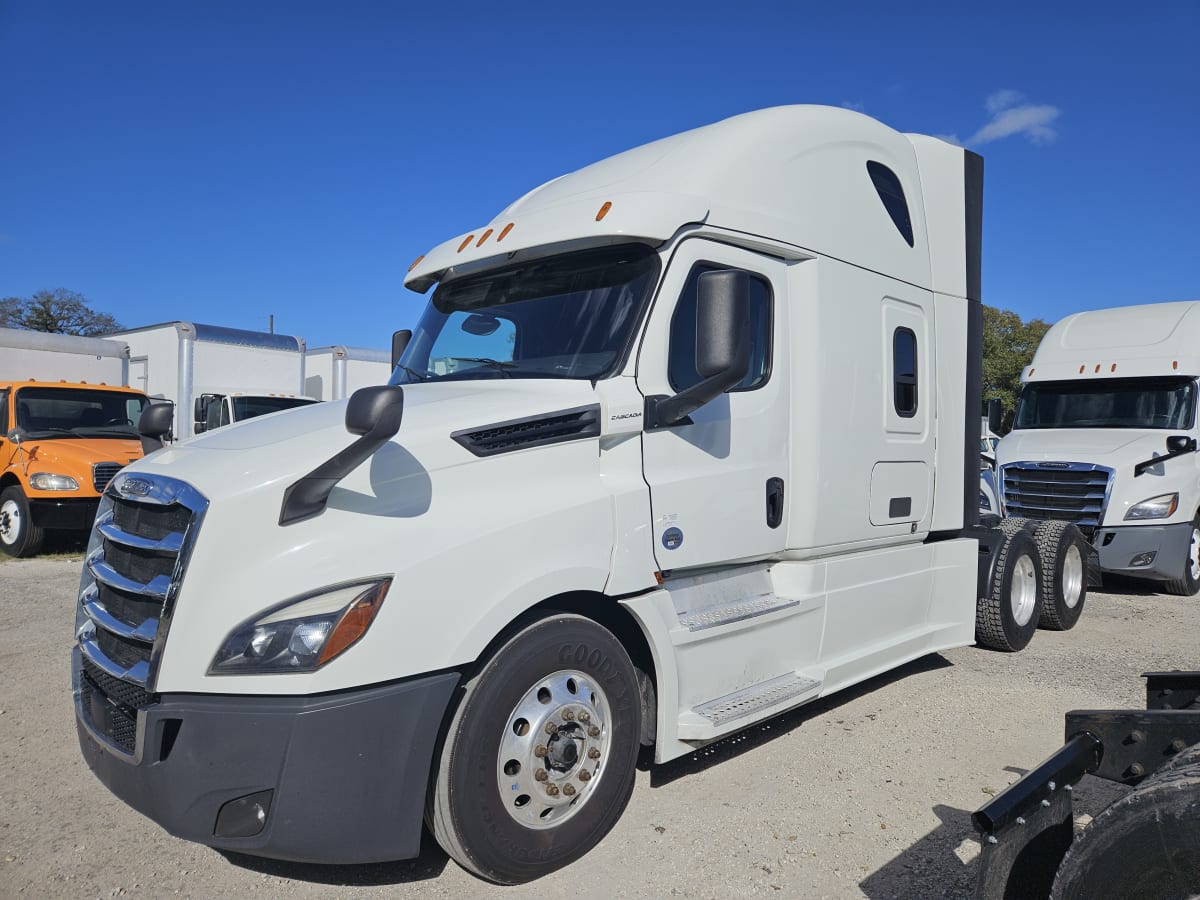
[1010,553,1038,626]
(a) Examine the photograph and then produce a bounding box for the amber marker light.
[1028,368,1036,377]
[1094,364,1101,373]
[497,222,514,241]
[1079,365,1085,374]
[318,580,391,667]
[1111,364,1117,372]
[1174,361,1179,370]
[407,254,425,273]
[476,228,494,247]
[596,201,612,221]
[457,235,475,253]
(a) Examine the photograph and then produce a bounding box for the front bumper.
[74,650,460,864]
[1091,521,1194,581]
[30,497,99,531]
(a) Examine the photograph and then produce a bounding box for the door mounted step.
[676,594,800,633]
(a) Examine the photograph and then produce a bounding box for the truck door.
[636,240,790,571]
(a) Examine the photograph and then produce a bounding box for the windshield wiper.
[395,365,428,383]
[451,357,518,377]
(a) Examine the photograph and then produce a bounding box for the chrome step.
[692,673,821,726]
[677,594,799,632]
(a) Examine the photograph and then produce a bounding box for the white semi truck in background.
[997,301,1200,595]
[111,321,316,439]
[304,345,392,401]
[74,106,1090,884]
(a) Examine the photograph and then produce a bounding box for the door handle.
[766,477,784,529]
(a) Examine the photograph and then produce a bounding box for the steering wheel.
[104,417,134,426]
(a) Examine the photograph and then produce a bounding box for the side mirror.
[137,403,175,455]
[987,398,1003,434]
[1167,435,1197,454]
[391,329,413,370]
[646,270,751,429]
[279,386,405,525]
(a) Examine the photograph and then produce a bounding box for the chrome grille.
[76,472,207,758]
[92,462,123,492]
[1001,461,1112,533]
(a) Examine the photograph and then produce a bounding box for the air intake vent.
[452,404,601,457]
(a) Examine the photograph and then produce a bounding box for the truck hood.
[131,378,602,505]
[18,437,142,471]
[997,429,1179,471]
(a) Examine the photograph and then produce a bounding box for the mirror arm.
[645,369,743,430]
[1133,439,1198,477]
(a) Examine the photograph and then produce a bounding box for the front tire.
[0,486,44,558]
[1163,516,1200,596]
[428,614,642,884]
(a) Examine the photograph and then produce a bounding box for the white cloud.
[968,104,1061,146]
[985,89,1024,115]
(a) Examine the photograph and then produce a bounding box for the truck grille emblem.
[120,478,153,497]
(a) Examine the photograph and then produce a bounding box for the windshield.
[14,387,148,439]
[1014,377,1196,430]
[390,243,660,384]
[230,396,317,421]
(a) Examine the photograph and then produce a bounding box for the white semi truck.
[73,106,1084,883]
[111,321,316,439]
[304,345,392,401]
[997,301,1200,595]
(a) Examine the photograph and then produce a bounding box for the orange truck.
[1,328,150,557]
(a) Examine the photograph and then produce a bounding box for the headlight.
[29,472,80,491]
[210,578,390,674]
[1125,493,1179,520]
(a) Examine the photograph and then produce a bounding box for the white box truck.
[112,321,316,439]
[997,301,1200,594]
[73,106,1086,883]
[304,345,392,401]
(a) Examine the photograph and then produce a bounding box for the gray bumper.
[1092,522,1194,581]
[75,651,460,864]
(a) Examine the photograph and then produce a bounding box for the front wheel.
[428,614,642,884]
[0,486,45,558]
[1163,516,1200,596]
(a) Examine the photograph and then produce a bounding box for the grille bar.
[93,462,123,492]
[83,592,158,643]
[80,633,151,685]
[97,515,184,553]
[87,555,171,598]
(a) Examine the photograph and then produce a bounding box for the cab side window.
[668,265,773,392]
[893,327,918,416]
[0,389,8,431]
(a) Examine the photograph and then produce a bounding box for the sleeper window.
[893,327,918,416]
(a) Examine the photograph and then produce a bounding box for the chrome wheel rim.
[1189,528,1200,581]
[0,498,20,545]
[496,669,612,830]
[1011,554,1038,626]
[1062,545,1084,609]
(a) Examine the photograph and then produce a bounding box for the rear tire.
[428,614,641,884]
[976,529,1041,651]
[1163,516,1200,596]
[1051,762,1200,899]
[1033,520,1088,630]
[0,486,44,558]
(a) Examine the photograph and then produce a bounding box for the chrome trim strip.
[79,636,150,687]
[97,518,184,553]
[87,554,170,599]
[83,598,158,643]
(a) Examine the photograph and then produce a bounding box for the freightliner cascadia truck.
[998,300,1200,595]
[73,106,1087,883]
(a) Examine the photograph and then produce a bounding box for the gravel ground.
[1,556,1195,899]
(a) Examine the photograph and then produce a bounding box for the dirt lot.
[1,556,1195,899]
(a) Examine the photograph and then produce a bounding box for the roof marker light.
[457,235,475,253]
[476,228,494,247]
[1173,360,1179,370]
[497,222,514,241]
[407,254,425,273]
[1094,364,1101,373]
[1111,364,1117,372]
[596,201,612,222]
[1029,368,1035,376]
[1079,365,1085,374]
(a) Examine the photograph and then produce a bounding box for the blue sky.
[2,1,1197,350]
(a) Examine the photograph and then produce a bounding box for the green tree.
[0,288,121,335]
[982,304,1051,429]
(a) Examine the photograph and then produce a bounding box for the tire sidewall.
[1181,518,1200,595]
[997,531,1040,650]
[1038,522,1087,630]
[441,615,641,883]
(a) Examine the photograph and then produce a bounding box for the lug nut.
[561,709,575,721]
[577,711,590,723]
[535,769,548,782]
[588,748,601,760]
[545,722,559,735]
[1129,763,1146,778]
[579,770,591,782]
[588,726,600,737]
[546,784,559,796]
[534,744,548,758]
[562,784,577,797]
